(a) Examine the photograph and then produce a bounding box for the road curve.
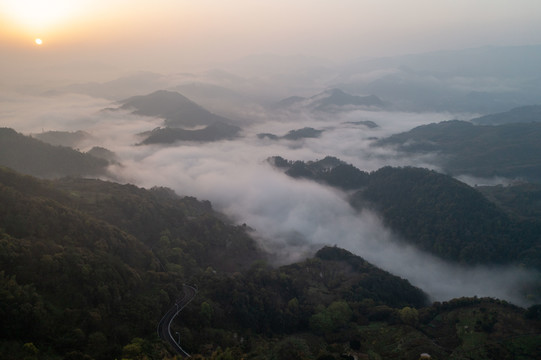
[157,284,197,357]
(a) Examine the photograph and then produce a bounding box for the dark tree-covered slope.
[52,176,260,273]
[269,157,541,268]
[269,156,370,190]
[1,166,540,360]
[0,128,108,179]
[354,166,541,266]
[478,183,541,220]
[188,246,428,337]
[0,166,263,359]
[376,120,541,182]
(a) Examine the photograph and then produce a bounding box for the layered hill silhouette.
[120,90,233,128]
[471,104,541,125]
[273,88,384,112]
[116,90,241,144]
[32,130,93,148]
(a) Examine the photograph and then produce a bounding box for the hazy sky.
[2,0,541,79]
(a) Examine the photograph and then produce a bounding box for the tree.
[270,337,314,360]
[399,306,419,326]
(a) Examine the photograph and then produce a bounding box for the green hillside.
[0,128,108,179]
[1,166,540,359]
[270,157,541,268]
[376,120,541,182]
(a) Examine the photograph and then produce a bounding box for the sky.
[2,0,541,80]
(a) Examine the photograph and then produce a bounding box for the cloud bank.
[3,92,539,307]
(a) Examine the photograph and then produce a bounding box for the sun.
[35,38,43,45]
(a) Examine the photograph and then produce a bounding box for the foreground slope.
[1,167,539,359]
[0,166,262,359]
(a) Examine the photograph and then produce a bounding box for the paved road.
[157,284,197,357]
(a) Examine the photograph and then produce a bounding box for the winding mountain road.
[157,284,197,357]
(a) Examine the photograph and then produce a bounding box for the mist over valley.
[2,3,541,356]
[2,51,540,309]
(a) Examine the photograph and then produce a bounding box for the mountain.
[269,156,369,190]
[0,166,267,359]
[344,120,378,128]
[269,157,541,269]
[258,127,324,141]
[32,130,93,148]
[169,82,253,108]
[119,90,234,128]
[354,167,541,267]
[333,44,541,113]
[377,120,541,182]
[0,128,109,179]
[273,88,384,112]
[47,71,173,100]
[311,88,384,112]
[0,166,475,360]
[471,105,541,125]
[86,146,118,163]
[477,183,541,221]
[1,168,539,359]
[139,122,241,144]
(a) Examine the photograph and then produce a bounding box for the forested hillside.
[0,164,540,358]
[376,120,541,182]
[0,128,109,179]
[0,166,263,358]
[270,157,541,268]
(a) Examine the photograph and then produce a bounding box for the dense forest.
[1,165,540,359]
[270,156,541,268]
[376,120,541,182]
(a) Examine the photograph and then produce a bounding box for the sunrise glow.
[1,0,88,31]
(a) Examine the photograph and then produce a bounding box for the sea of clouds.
[2,90,538,306]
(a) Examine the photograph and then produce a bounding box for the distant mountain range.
[43,44,541,115]
[333,44,541,113]
[45,71,173,100]
[273,88,384,112]
[471,105,541,125]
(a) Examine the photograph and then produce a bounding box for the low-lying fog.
[2,92,538,307]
